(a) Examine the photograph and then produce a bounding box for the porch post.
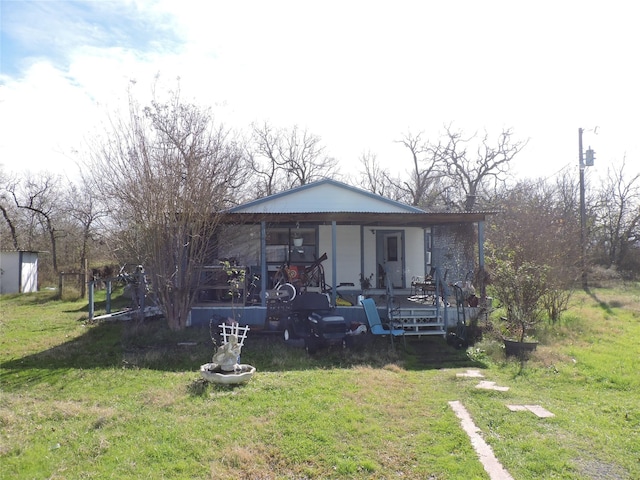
[331,221,337,305]
[261,221,267,307]
[360,225,365,284]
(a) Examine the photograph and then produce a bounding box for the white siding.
[404,228,426,281]
[0,252,20,294]
[316,226,427,290]
[21,252,38,293]
[0,252,38,294]
[213,223,430,293]
[236,183,418,214]
[362,228,378,287]
[319,225,361,287]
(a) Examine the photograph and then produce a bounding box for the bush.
[488,258,550,343]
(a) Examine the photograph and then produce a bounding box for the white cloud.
[1,0,639,182]
[0,62,94,175]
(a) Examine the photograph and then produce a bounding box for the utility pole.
[578,127,595,290]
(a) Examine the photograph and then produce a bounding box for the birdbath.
[200,322,256,385]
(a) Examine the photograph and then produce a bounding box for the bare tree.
[593,157,640,271]
[436,126,528,211]
[248,122,287,197]
[86,88,246,330]
[64,178,111,288]
[0,203,19,250]
[488,177,581,321]
[249,122,338,195]
[282,125,338,185]
[356,150,394,197]
[393,131,445,207]
[0,169,20,250]
[6,171,64,274]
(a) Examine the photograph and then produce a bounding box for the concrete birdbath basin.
[200,322,255,385]
[200,363,256,384]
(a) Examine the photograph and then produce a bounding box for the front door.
[377,230,404,289]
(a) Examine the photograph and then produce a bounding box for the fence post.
[106,280,112,314]
[82,258,88,298]
[139,274,146,312]
[88,281,94,320]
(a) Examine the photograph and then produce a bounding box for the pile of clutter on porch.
[239,251,489,354]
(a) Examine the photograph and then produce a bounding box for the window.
[265,226,317,264]
[387,236,398,261]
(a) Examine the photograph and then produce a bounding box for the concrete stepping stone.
[506,404,554,418]
[475,380,510,392]
[449,400,515,480]
[456,369,485,378]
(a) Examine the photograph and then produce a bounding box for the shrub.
[488,257,550,343]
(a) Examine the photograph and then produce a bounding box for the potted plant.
[359,272,373,292]
[489,257,550,358]
[292,228,304,247]
[358,272,374,304]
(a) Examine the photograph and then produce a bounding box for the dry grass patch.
[141,386,181,408]
[576,458,629,479]
[209,443,320,480]
[528,345,573,369]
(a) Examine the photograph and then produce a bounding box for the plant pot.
[503,339,538,358]
[293,237,303,247]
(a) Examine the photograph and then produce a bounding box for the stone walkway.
[475,380,510,392]
[451,369,555,479]
[448,400,515,480]
[506,404,555,418]
[456,369,485,378]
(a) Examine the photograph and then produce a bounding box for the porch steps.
[392,306,446,337]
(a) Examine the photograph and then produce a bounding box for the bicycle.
[245,271,261,305]
[271,262,297,301]
[297,252,328,292]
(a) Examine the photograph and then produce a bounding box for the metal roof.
[223,179,496,226]
[221,211,493,227]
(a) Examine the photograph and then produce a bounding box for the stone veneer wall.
[431,223,477,291]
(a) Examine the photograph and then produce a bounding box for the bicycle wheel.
[276,282,297,301]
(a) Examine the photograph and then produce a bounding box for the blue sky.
[1,0,639,183]
[1,1,181,76]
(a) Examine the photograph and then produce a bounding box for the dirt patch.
[404,336,477,369]
[577,458,628,479]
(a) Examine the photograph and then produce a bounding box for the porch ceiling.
[221,211,493,227]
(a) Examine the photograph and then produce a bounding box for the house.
[0,251,39,294]
[187,179,491,334]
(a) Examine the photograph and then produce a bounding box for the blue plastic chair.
[361,298,406,349]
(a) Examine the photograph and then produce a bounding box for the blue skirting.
[188,305,369,329]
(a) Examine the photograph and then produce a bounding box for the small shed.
[0,251,39,294]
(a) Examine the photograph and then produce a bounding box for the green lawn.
[1,285,639,479]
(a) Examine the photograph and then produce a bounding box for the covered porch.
[187,211,489,336]
[187,179,489,337]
